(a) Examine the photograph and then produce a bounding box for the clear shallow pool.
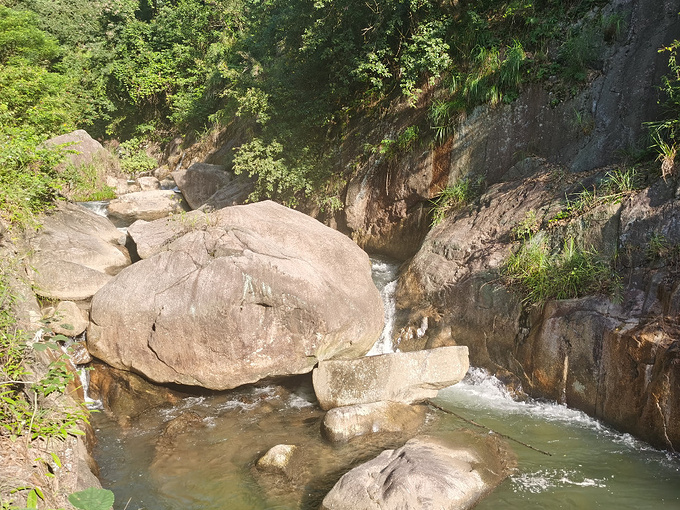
[434,369,680,509]
[90,256,680,509]
[90,368,680,510]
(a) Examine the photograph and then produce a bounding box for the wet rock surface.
[322,401,428,443]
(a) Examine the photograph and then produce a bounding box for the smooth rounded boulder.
[25,202,129,301]
[321,435,512,510]
[88,201,384,390]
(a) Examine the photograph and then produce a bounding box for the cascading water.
[88,253,680,509]
[366,256,400,356]
[434,369,680,508]
[77,200,109,217]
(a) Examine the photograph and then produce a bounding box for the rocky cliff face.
[394,161,680,450]
[341,0,680,260]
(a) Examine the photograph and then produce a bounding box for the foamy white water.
[435,368,680,508]
[367,257,400,356]
[78,200,109,217]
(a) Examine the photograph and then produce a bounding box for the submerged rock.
[313,346,469,410]
[322,401,427,443]
[88,201,384,390]
[321,435,511,510]
[256,444,298,477]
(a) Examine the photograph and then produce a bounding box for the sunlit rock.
[321,435,510,510]
[25,202,129,301]
[89,201,383,390]
[312,346,469,410]
[322,401,427,443]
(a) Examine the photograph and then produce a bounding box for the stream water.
[88,257,680,509]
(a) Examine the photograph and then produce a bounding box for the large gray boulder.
[88,201,384,390]
[321,435,510,510]
[25,202,129,301]
[107,190,188,226]
[45,130,106,170]
[313,346,469,410]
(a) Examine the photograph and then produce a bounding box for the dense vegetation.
[6,0,671,223]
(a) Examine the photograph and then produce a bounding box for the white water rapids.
[83,248,680,509]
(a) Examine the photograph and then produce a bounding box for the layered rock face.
[396,162,680,450]
[24,202,130,301]
[88,201,384,390]
[342,0,680,259]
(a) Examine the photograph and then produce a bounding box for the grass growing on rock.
[502,235,621,305]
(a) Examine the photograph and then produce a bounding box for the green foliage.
[646,232,680,268]
[646,40,680,180]
[429,176,484,226]
[512,209,540,241]
[503,235,621,305]
[118,137,158,176]
[549,167,639,223]
[68,488,115,510]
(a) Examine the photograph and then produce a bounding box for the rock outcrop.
[313,346,469,410]
[24,202,129,301]
[395,162,680,450]
[45,130,108,170]
[88,201,384,390]
[321,435,512,510]
[341,1,680,259]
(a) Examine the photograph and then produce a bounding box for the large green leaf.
[68,488,115,510]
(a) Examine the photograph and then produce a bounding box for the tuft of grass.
[429,176,485,226]
[549,167,639,223]
[503,235,622,305]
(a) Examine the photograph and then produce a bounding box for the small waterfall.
[77,200,110,217]
[367,257,400,356]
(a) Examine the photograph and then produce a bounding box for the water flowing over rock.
[312,346,469,410]
[322,402,427,443]
[396,163,680,451]
[24,202,130,301]
[88,201,384,390]
[321,435,511,510]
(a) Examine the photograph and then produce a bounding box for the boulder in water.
[88,201,384,390]
[107,190,188,226]
[322,401,427,443]
[312,346,469,410]
[321,435,511,510]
